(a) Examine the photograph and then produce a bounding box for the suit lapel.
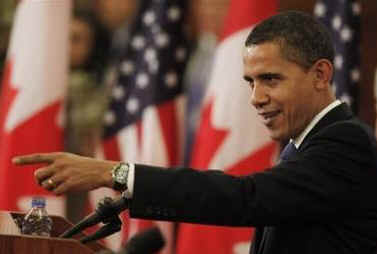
[299,103,353,149]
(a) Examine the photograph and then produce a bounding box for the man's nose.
[251,84,269,108]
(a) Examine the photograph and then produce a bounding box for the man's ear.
[311,59,333,90]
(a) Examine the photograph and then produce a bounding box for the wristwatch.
[111,162,129,192]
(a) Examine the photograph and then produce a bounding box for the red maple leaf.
[190,97,277,173]
[190,98,229,169]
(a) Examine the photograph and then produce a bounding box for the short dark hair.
[72,9,111,81]
[245,11,335,70]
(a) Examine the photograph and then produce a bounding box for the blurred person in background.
[67,0,138,157]
[66,9,111,157]
[94,0,137,32]
[0,0,16,84]
[65,7,113,224]
[94,0,138,64]
[0,23,10,81]
[183,0,229,165]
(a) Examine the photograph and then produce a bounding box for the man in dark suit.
[13,11,377,254]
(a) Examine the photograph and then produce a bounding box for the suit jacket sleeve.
[129,121,377,227]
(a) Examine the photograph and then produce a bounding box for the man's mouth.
[259,110,281,125]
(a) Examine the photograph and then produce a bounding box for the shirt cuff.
[123,163,135,198]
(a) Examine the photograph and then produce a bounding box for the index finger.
[12,153,56,165]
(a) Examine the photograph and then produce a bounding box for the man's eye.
[263,76,281,86]
[264,76,278,81]
[261,74,281,82]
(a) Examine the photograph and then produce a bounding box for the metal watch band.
[111,162,129,192]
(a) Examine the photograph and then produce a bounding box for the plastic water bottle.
[21,197,53,237]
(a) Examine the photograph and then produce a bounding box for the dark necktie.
[279,142,298,161]
[256,142,298,254]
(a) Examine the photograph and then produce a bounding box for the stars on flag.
[112,86,126,101]
[314,2,326,17]
[334,55,344,70]
[143,11,156,25]
[315,0,360,111]
[103,0,189,138]
[175,47,187,62]
[121,61,135,75]
[167,6,181,21]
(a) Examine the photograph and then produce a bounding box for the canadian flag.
[176,0,277,254]
[0,0,71,215]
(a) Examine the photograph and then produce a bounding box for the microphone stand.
[80,215,122,244]
[60,196,128,239]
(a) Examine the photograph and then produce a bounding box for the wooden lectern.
[0,211,109,254]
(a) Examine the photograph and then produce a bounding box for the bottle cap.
[31,197,46,208]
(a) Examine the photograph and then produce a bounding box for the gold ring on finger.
[48,178,56,188]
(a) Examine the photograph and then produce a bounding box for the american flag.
[103,0,189,139]
[314,0,361,112]
[92,0,189,252]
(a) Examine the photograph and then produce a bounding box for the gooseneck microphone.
[60,196,129,238]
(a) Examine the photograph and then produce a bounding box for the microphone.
[80,217,122,244]
[119,227,165,254]
[60,195,129,238]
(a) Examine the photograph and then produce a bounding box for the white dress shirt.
[292,100,341,149]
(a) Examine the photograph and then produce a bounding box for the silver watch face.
[114,164,128,184]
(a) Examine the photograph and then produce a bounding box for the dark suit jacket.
[129,103,377,254]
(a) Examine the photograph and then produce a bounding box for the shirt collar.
[292,100,342,149]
